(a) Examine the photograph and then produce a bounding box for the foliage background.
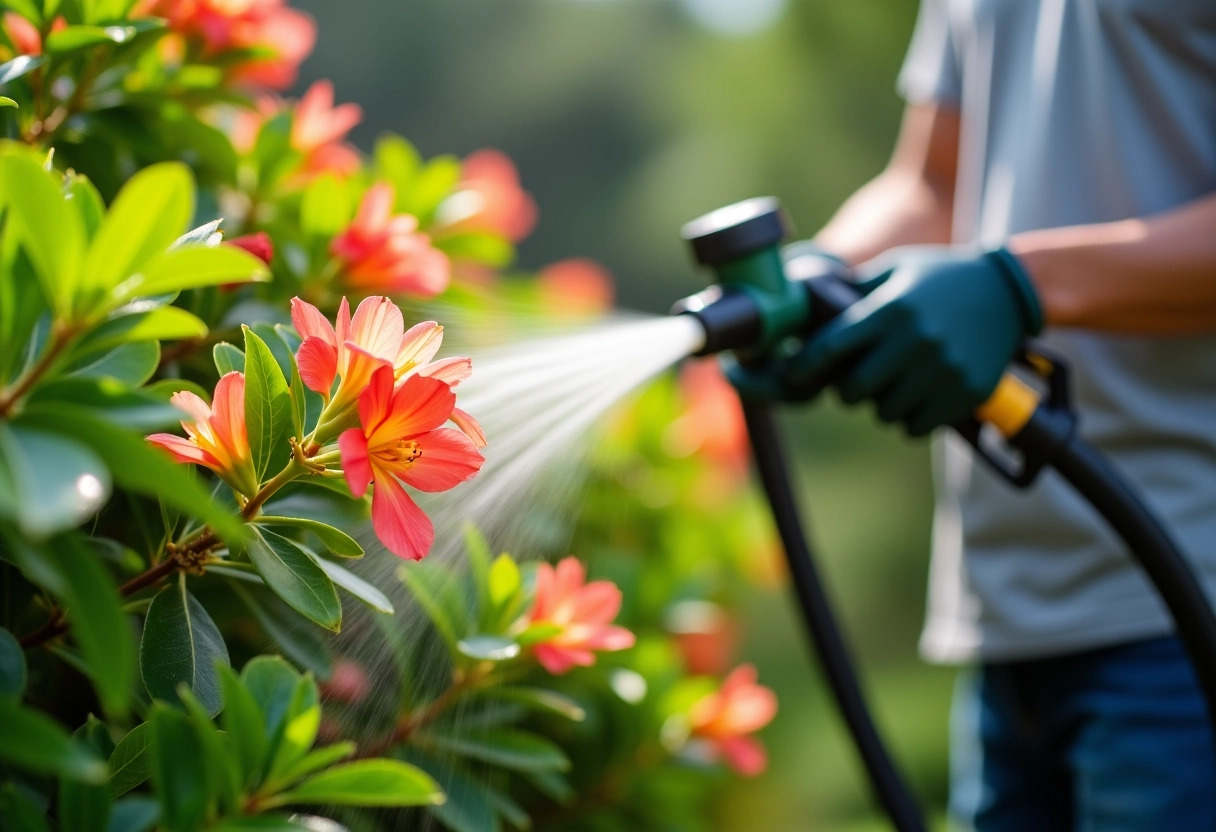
[294,1,949,829]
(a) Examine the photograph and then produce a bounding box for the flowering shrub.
[0,2,779,830]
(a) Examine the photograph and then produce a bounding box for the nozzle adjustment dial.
[681,197,789,266]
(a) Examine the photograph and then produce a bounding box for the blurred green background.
[293,1,951,829]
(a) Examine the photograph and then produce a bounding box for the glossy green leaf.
[464,525,493,627]
[285,338,307,440]
[217,664,268,790]
[263,675,320,785]
[421,760,497,832]
[108,723,153,798]
[299,173,352,238]
[26,406,244,541]
[65,175,105,240]
[0,152,82,316]
[75,714,115,759]
[139,576,230,716]
[434,232,513,268]
[0,627,26,699]
[68,341,160,388]
[27,378,183,431]
[0,699,107,782]
[242,526,341,632]
[0,54,44,85]
[0,782,51,832]
[242,326,292,482]
[148,706,208,832]
[207,817,301,832]
[311,555,393,613]
[45,24,136,54]
[488,553,521,626]
[457,635,520,662]
[171,219,222,250]
[269,760,444,808]
[399,154,461,223]
[127,245,268,298]
[82,305,208,353]
[399,560,467,649]
[41,533,134,718]
[229,583,332,679]
[254,516,363,558]
[212,341,245,375]
[106,796,159,832]
[0,97,15,107]
[265,741,353,792]
[420,729,570,773]
[177,688,240,814]
[240,655,300,740]
[58,771,111,832]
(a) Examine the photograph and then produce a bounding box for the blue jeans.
[950,636,1216,831]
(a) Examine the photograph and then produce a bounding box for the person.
[735,1,1216,829]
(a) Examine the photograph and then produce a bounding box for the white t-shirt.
[898,0,1216,662]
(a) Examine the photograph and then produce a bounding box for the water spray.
[671,197,1216,832]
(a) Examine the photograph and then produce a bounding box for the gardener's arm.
[1009,192,1216,335]
[813,103,960,264]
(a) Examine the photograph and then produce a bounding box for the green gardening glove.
[781,245,1043,436]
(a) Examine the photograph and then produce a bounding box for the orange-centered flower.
[527,557,636,675]
[147,372,259,497]
[688,664,778,777]
[331,183,450,297]
[338,367,483,560]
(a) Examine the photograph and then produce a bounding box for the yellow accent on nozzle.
[975,374,1040,439]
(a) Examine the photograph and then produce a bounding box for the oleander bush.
[0,3,779,831]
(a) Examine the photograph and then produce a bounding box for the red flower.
[437,149,537,243]
[331,183,450,296]
[666,359,749,483]
[688,664,777,776]
[526,557,635,675]
[290,80,362,178]
[537,259,615,317]
[338,367,483,560]
[227,232,274,264]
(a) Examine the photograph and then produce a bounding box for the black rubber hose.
[741,399,928,832]
[1047,430,1216,742]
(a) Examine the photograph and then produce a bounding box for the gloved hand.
[782,245,1043,436]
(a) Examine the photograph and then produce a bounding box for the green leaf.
[0,782,51,832]
[217,664,268,790]
[139,576,230,716]
[229,583,332,679]
[0,699,107,782]
[148,706,208,832]
[399,154,462,223]
[106,796,159,832]
[242,527,341,632]
[108,723,153,798]
[242,326,292,482]
[311,555,393,613]
[269,760,444,808]
[0,96,17,108]
[207,816,302,832]
[0,54,44,85]
[286,340,307,440]
[485,787,530,830]
[373,134,421,192]
[299,174,352,238]
[66,174,105,240]
[420,759,498,832]
[68,341,160,388]
[177,687,240,814]
[0,151,83,317]
[0,627,26,699]
[24,406,244,541]
[488,554,521,631]
[265,741,353,791]
[457,635,520,662]
[399,560,467,649]
[464,525,493,627]
[240,655,300,739]
[482,687,585,722]
[27,378,183,431]
[253,517,362,558]
[434,232,513,268]
[126,245,269,299]
[41,533,135,718]
[45,24,137,54]
[81,305,208,353]
[212,341,245,375]
[2,401,106,529]
[419,729,570,774]
[58,772,111,832]
[263,675,320,785]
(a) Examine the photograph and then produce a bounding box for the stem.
[357,665,492,758]
[0,325,77,418]
[242,460,306,519]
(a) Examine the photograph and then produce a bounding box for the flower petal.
[291,296,336,346]
[147,434,221,469]
[717,735,768,777]
[449,407,487,448]
[349,295,404,360]
[297,336,338,395]
[418,356,472,387]
[373,373,455,442]
[395,321,444,372]
[531,562,557,621]
[570,581,623,626]
[170,389,212,427]
[535,644,595,675]
[582,624,635,652]
[210,371,248,463]
[338,428,373,498]
[370,472,434,560]
[355,364,395,437]
[395,428,483,493]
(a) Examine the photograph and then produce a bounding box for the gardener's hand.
[786,245,1043,436]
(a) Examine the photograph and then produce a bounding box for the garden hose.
[673,197,1216,832]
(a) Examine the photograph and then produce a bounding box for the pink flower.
[666,359,749,484]
[338,367,483,560]
[4,13,44,55]
[227,232,274,264]
[331,183,450,296]
[139,0,315,90]
[688,664,778,777]
[537,259,615,317]
[147,372,259,497]
[526,557,635,675]
[291,80,362,178]
[437,149,537,243]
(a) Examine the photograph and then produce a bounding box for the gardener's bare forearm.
[1010,191,1216,334]
[815,103,959,264]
